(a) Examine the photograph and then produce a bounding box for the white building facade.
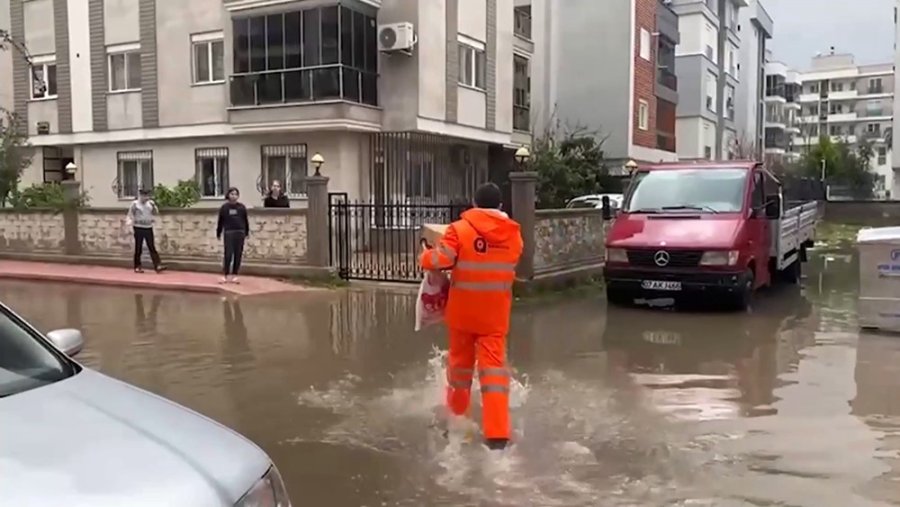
[671,0,745,161]
[732,0,772,158]
[2,0,521,208]
[763,58,801,164]
[797,52,894,198]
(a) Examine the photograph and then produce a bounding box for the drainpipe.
[715,0,728,159]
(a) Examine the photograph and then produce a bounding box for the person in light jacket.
[126,189,166,273]
[216,187,250,284]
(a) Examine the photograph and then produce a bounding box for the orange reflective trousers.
[445,330,510,440]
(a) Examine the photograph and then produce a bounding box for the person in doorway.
[419,182,524,451]
[216,187,250,284]
[263,180,290,208]
[126,189,166,274]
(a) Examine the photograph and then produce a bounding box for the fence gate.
[329,193,468,282]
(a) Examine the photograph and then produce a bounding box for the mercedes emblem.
[653,250,670,267]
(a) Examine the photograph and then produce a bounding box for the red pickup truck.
[603,161,817,310]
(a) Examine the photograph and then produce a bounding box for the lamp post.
[625,159,638,175]
[311,152,325,176]
[514,146,531,169]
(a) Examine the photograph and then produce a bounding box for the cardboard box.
[421,223,449,247]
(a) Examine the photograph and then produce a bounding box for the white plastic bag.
[415,270,450,331]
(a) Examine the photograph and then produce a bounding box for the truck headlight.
[235,466,291,507]
[606,248,628,263]
[700,250,739,266]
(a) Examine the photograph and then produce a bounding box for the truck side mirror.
[765,195,781,219]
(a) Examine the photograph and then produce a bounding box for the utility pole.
[715,0,728,160]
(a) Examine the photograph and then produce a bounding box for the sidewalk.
[0,261,309,296]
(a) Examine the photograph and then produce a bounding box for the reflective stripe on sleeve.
[451,280,513,291]
[455,261,517,272]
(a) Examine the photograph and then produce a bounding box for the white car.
[0,302,292,507]
[565,193,624,211]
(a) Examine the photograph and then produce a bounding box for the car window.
[752,172,765,209]
[0,307,75,398]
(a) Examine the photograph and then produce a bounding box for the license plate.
[641,280,682,291]
[643,331,682,345]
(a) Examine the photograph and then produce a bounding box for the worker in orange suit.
[420,182,524,451]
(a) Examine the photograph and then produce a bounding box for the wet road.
[3,248,900,506]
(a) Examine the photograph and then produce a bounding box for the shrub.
[8,182,90,210]
[152,179,201,208]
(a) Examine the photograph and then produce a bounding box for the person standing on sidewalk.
[126,189,166,274]
[420,182,523,451]
[216,187,250,284]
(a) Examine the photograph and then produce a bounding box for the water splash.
[295,347,704,506]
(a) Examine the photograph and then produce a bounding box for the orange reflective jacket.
[420,208,524,335]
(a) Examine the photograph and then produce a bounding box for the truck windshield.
[625,168,749,213]
[0,307,76,398]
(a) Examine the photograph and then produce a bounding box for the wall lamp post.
[514,146,531,169]
[311,152,325,176]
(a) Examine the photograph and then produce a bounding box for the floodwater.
[3,248,900,507]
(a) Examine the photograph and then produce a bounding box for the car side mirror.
[765,195,781,219]
[47,329,85,357]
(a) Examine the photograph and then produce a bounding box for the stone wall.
[533,208,606,275]
[2,208,308,264]
[823,201,900,226]
[0,210,66,253]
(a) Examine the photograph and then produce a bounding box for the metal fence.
[329,193,470,282]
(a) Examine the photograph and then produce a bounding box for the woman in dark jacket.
[263,180,290,208]
[216,187,250,283]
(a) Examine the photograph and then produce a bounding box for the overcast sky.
[764,0,895,70]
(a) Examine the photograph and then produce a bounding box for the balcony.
[827,112,857,122]
[859,110,891,120]
[230,66,378,108]
[514,7,532,40]
[657,68,677,90]
[828,89,858,101]
[798,93,820,103]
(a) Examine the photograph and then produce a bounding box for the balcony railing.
[867,86,885,95]
[513,105,530,132]
[229,65,378,107]
[514,8,532,40]
[656,132,676,153]
[657,69,677,90]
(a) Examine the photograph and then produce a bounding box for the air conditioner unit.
[378,22,417,54]
[36,121,50,135]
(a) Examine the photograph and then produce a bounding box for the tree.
[796,136,876,199]
[530,126,615,209]
[0,111,32,207]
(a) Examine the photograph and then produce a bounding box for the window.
[108,45,142,92]
[513,54,530,132]
[706,71,717,112]
[867,123,881,134]
[262,145,308,197]
[869,78,883,94]
[810,83,818,93]
[458,41,486,90]
[231,5,378,107]
[196,148,229,198]
[30,58,57,99]
[830,125,842,136]
[0,305,76,398]
[751,172,765,210]
[704,146,712,159]
[878,147,887,165]
[117,151,153,199]
[638,100,649,130]
[625,168,749,213]
[191,33,225,84]
[639,28,651,61]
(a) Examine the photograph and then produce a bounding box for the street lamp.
[311,152,325,176]
[514,146,531,168]
[625,159,638,174]
[65,162,77,176]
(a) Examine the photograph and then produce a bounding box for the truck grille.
[626,249,703,268]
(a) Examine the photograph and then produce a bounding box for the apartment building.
[893,0,900,196]
[796,51,894,196]
[733,0,772,158]
[763,58,801,163]
[671,0,745,160]
[525,0,679,169]
[1,0,521,208]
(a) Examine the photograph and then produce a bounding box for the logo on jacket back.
[474,237,488,253]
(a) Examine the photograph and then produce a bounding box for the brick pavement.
[0,260,308,296]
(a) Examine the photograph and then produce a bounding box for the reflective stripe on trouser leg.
[478,365,511,440]
[447,329,477,417]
